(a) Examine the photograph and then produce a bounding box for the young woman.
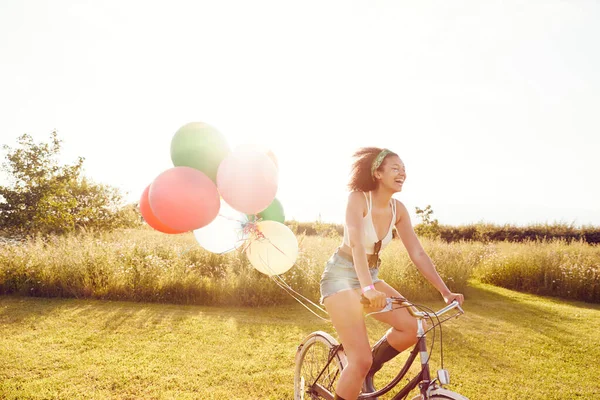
[320,147,464,400]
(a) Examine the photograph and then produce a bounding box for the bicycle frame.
[308,319,431,400]
[305,300,464,400]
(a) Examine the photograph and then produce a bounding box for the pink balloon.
[139,185,186,234]
[149,167,220,231]
[217,150,278,214]
[234,143,279,170]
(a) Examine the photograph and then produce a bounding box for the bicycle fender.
[429,387,470,400]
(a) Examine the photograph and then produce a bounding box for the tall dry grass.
[0,229,479,305]
[1,229,598,304]
[475,240,600,302]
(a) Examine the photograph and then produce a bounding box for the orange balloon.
[149,167,220,232]
[139,185,185,234]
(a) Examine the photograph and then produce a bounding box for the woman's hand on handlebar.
[362,288,387,309]
[443,292,464,306]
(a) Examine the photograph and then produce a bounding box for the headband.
[371,149,391,178]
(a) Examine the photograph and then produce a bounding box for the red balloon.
[149,167,220,232]
[139,185,185,234]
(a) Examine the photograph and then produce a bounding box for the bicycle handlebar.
[360,295,464,319]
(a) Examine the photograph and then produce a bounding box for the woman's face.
[375,155,406,192]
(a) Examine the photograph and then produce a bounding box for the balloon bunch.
[140,122,297,276]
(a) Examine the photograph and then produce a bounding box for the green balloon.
[258,198,285,223]
[170,122,230,182]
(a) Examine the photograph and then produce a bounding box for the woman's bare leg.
[367,281,419,352]
[323,289,373,400]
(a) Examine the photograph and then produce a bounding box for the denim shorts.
[319,251,382,305]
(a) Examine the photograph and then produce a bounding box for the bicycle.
[294,296,469,400]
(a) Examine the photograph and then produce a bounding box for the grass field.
[1,281,599,400]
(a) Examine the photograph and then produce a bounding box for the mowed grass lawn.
[1,282,599,400]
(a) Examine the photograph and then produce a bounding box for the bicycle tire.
[294,331,347,400]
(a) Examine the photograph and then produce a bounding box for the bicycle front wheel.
[294,331,347,400]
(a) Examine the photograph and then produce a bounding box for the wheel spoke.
[298,337,342,396]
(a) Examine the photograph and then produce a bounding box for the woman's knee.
[347,352,373,376]
[407,318,419,337]
[391,318,420,344]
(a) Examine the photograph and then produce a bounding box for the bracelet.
[361,284,375,294]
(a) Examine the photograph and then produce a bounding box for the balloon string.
[240,220,265,253]
[271,274,330,318]
[243,220,289,259]
[253,249,330,322]
[186,219,328,321]
[238,219,331,323]
[268,275,331,323]
[219,214,250,223]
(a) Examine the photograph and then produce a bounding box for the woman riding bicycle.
[319,147,465,400]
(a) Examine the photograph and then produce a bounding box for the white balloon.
[245,220,298,276]
[193,200,249,254]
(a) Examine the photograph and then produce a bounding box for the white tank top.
[342,192,396,254]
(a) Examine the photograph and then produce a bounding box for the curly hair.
[348,147,399,192]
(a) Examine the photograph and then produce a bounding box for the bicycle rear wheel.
[294,331,347,400]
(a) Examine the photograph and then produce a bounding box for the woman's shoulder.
[347,191,370,206]
[393,198,409,224]
[393,198,407,209]
[347,191,369,215]
[347,191,367,201]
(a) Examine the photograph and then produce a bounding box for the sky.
[1,0,599,227]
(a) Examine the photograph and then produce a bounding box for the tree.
[0,131,139,235]
[414,205,441,239]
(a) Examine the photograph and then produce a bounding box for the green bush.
[439,222,600,244]
[287,214,600,245]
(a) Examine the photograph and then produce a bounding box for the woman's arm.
[394,200,464,305]
[346,192,387,308]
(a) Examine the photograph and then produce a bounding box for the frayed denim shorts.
[319,251,382,305]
